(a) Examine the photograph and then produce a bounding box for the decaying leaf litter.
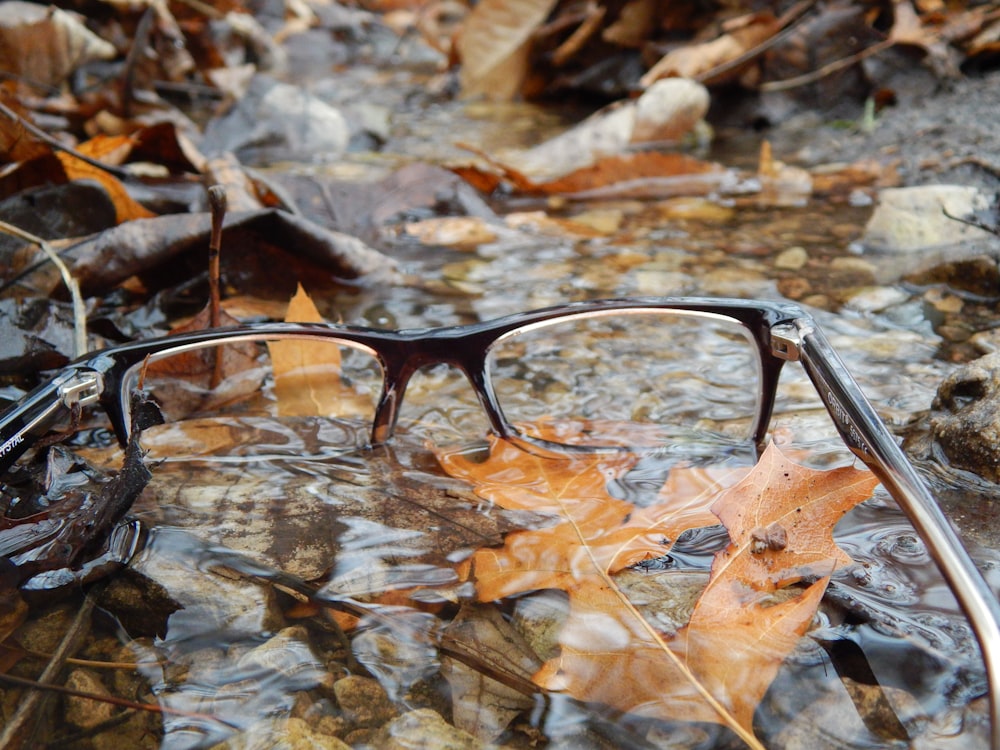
[1,0,999,747]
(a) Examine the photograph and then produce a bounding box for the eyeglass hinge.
[770,324,802,362]
[57,371,103,409]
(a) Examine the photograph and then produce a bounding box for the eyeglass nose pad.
[378,363,493,446]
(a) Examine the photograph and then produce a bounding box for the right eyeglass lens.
[123,336,384,461]
[485,310,764,449]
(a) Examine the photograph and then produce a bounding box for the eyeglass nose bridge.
[368,338,503,445]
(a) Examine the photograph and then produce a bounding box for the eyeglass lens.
[126,337,383,461]
[486,310,764,449]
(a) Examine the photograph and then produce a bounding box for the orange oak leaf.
[437,434,759,744]
[56,136,155,223]
[669,442,880,730]
[436,436,878,747]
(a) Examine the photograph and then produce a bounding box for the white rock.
[862,185,996,253]
[631,78,710,144]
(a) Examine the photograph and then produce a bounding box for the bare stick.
[0,219,87,357]
[0,588,97,749]
[759,38,893,93]
[207,185,227,330]
[0,100,130,179]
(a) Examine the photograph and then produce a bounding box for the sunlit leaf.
[641,12,780,86]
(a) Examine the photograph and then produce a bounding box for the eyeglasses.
[2,295,999,745]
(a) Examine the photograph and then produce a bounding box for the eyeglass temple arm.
[780,320,1000,750]
[0,370,103,476]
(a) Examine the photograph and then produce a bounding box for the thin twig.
[694,0,819,85]
[759,38,894,92]
[0,670,239,728]
[0,219,87,357]
[0,643,161,671]
[207,185,227,330]
[0,588,99,749]
[0,100,130,179]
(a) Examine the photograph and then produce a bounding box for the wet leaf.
[641,12,780,87]
[0,1,116,87]
[456,0,560,99]
[437,435,877,745]
[456,146,730,199]
[440,603,539,742]
[55,143,156,224]
[269,284,372,419]
[14,209,399,298]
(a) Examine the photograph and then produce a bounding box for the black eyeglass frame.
[2,295,999,747]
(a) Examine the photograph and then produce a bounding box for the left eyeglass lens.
[123,337,384,461]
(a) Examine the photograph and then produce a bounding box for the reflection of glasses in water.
[3,295,1000,741]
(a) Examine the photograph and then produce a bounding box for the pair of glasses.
[2,295,999,745]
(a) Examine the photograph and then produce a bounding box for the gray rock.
[368,708,483,750]
[930,352,1000,483]
[201,76,349,165]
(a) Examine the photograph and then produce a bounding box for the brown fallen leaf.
[641,12,781,87]
[455,0,560,99]
[437,434,878,747]
[440,603,539,742]
[268,284,374,419]
[55,138,156,223]
[454,145,732,199]
[0,1,115,87]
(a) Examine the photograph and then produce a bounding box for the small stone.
[512,590,569,661]
[829,256,878,275]
[774,246,809,270]
[844,286,910,312]
[656,197,734,222]
[235,626,329,692]
[64,669,117,729]
[923,288,964,315]
[332,675,397,728]
[631,78,710,144]
[373,708,484,750]
[567,208,624,234]
[210,717,350,750]
[13,605,74,654]
[777,277,812,300]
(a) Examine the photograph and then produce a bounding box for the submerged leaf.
[437,434,878,746]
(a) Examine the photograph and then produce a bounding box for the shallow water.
[9,63,994,750]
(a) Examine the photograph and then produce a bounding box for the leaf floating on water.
[670,442,880,730]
